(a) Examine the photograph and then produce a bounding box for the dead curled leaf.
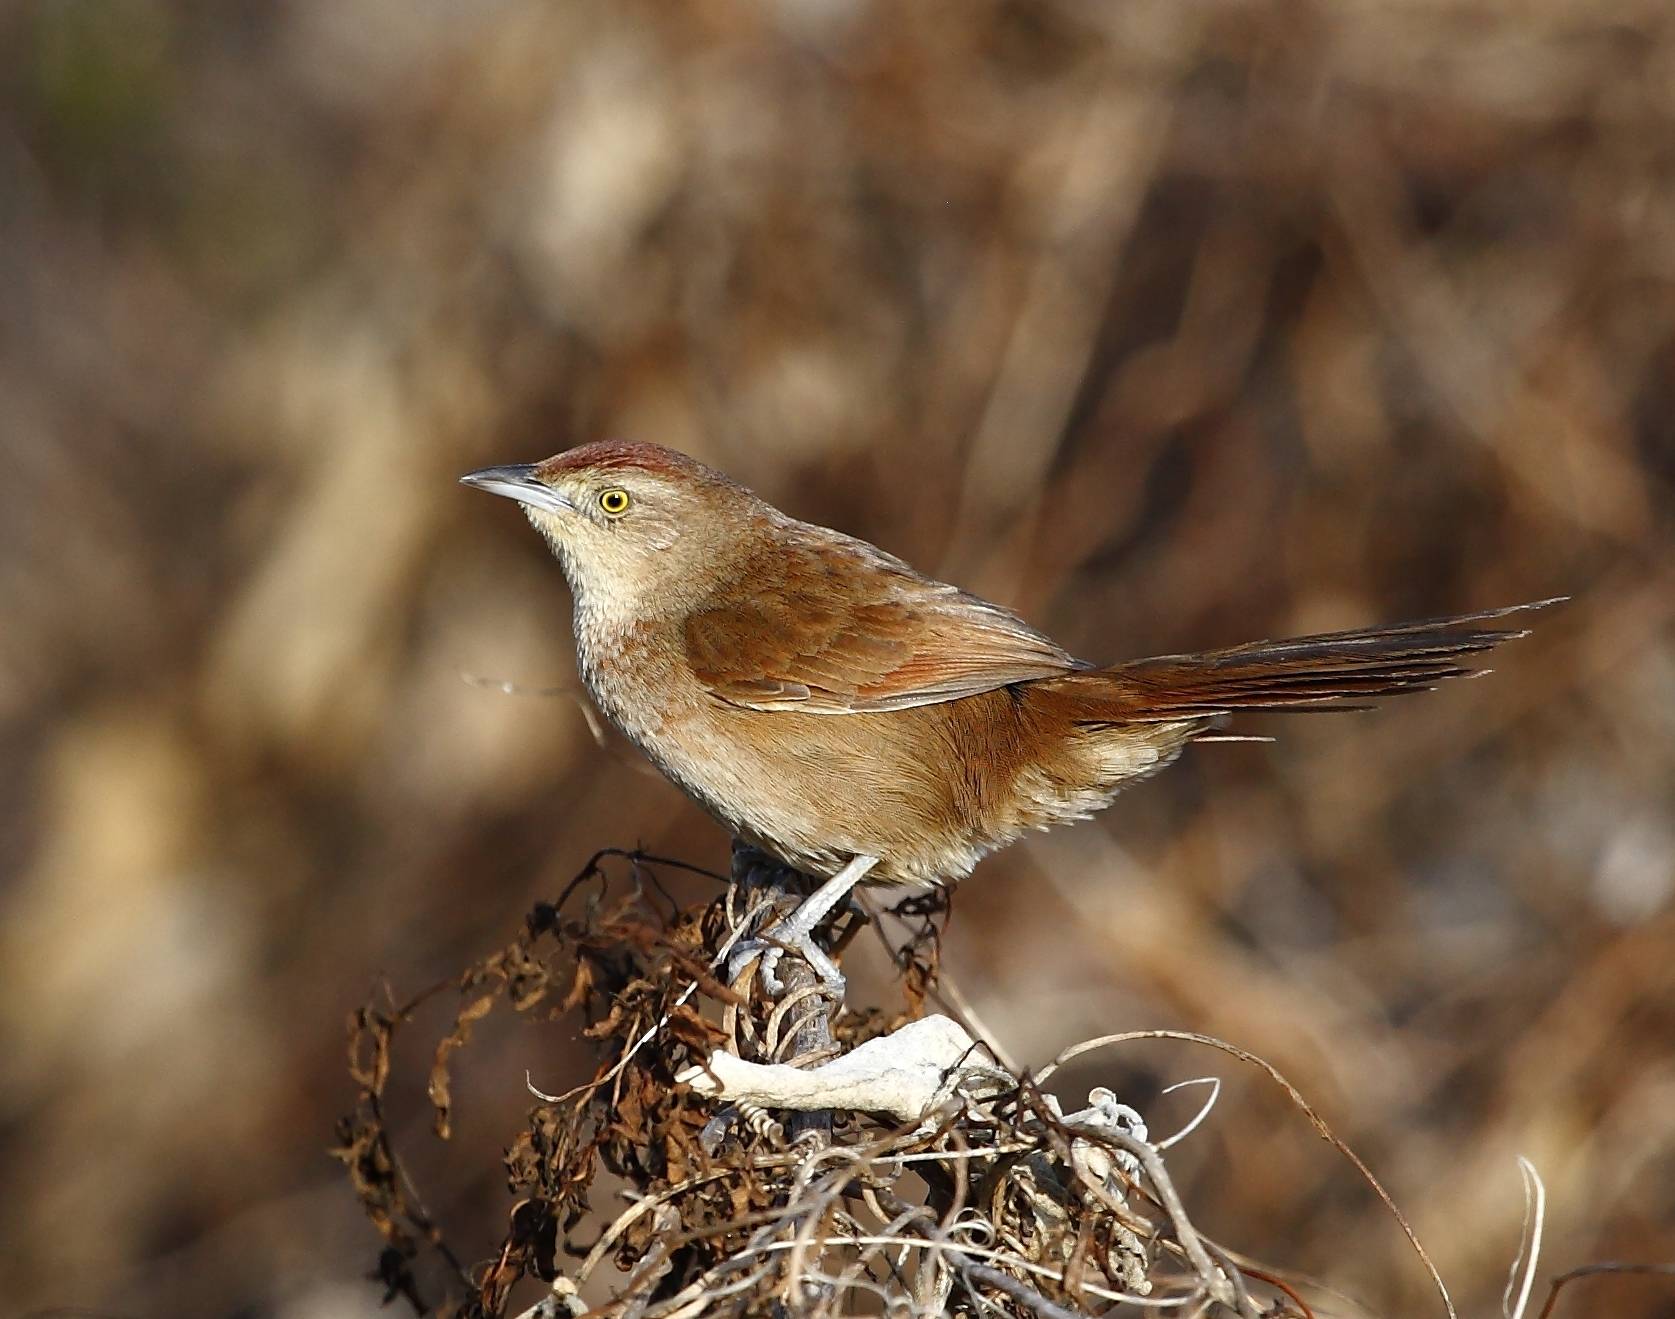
[348,1005,394,1093]
[429,993,497,1139]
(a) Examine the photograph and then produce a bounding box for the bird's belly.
[659,707,980,884]
[586,671,982,883]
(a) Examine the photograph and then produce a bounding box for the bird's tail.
[1072,598,1562,725]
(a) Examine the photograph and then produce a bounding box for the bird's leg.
[727,854,880,996]
[729,841,803,898]
[724,843,815,992]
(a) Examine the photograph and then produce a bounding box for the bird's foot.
[722,851,878,1000]
[725,920,846,998]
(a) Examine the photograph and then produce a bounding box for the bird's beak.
[458,464,573,515]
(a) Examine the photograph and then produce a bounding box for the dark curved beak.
[459,464,572,515]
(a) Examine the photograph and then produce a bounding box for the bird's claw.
[723,936,779,992]
[725,927,845,999]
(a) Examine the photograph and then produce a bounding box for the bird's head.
[460,441,764,616]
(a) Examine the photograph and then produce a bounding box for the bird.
[461,440,1556,991]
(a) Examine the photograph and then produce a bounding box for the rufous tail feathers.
[1090,598,1562,723]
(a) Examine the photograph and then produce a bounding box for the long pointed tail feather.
[1092,597,1562,723]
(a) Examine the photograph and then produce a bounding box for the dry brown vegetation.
[335,849,1662,1317]
[335,850,1389,1318]
[3,0,1674,1315]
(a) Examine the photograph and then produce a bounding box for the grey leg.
[727,854,880,995]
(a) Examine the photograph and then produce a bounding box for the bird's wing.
[684,533,1083,714]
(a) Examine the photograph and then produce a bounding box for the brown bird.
[462,441,1555,989]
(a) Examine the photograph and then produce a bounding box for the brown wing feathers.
[686,537,1081,714]
[1088,598,1561,723]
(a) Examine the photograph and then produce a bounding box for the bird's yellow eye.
[598,488,631,516]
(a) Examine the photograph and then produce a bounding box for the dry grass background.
[2,0,1673,1315]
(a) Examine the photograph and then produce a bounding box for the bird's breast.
[572,611,686,752]
[573,611,780,827]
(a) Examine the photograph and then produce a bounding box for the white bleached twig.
[677,1014,1006,1123]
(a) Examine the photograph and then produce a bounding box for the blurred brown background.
[3,0,1673,1315]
